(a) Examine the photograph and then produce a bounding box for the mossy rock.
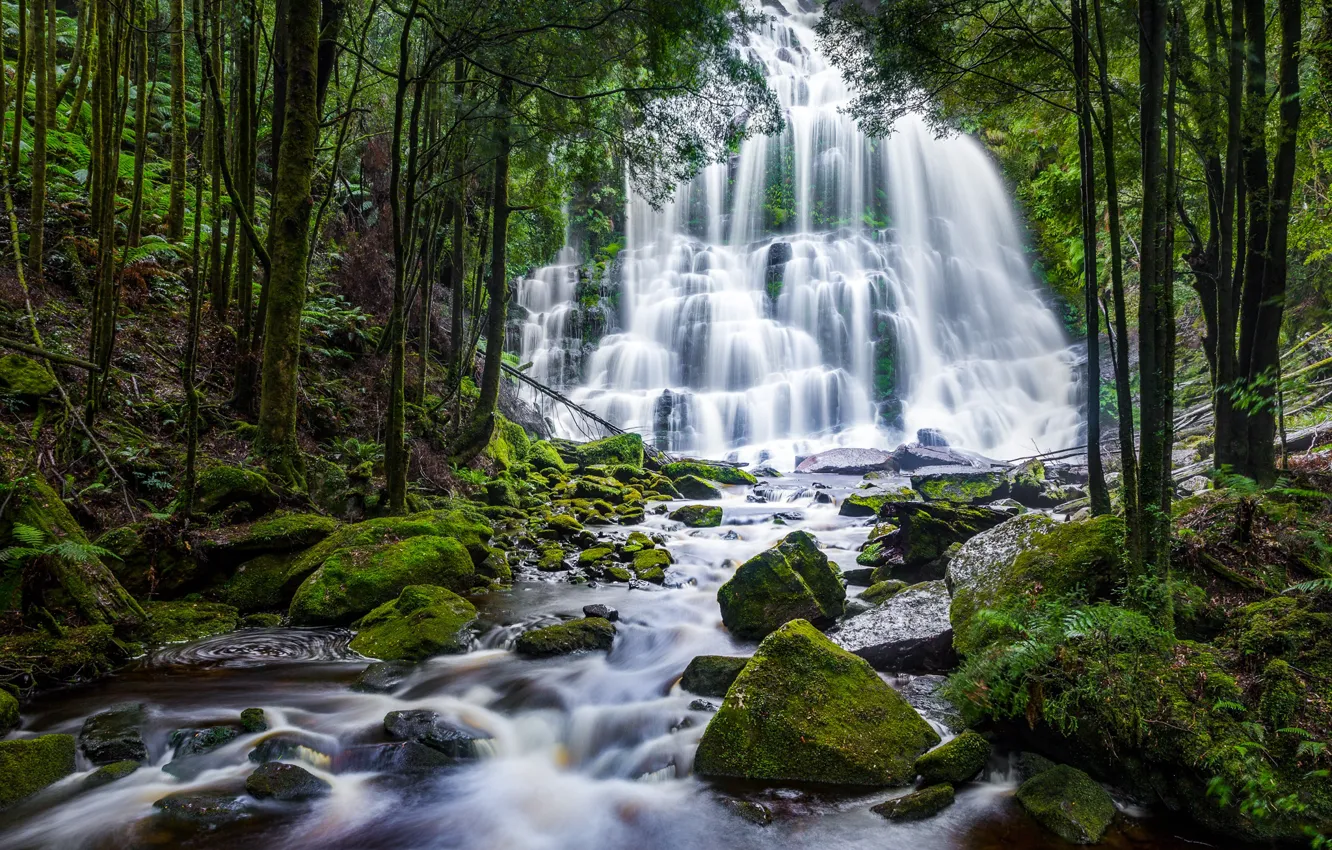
[910,471,1008,504]
[574,476,625,504]
[193,464,279,515]
[839,488,917,518]
[717,531,845,640]
[871,783,955,821]
[246,762,332,801]
[632,548,672,574]
[349,585,477,661]
[240,708,268,733]
[96,523,197,598]
[145,600,239,643]
[670,504,722,528]
[545,513,584,538]
[514,617,616,657]
[680,655,749,697]
[1016,765,1115,844]
[218,553,300,612]
[83,759,141,790]
[0,354,57,400]
[880,502,1010,576]
[578,546,614,566]
[0,734,76,808]
[946,513,1057,655]
[914,730,990,784]
[484,415,531,470]
[0,689,17,734]
[536,546,569,572]
[203,512,338,563]
[288,534,476,626]
[661,461,757,486]
[567,433,644,470]
[693,620,940,785]
[674,474,723,500]
[860,579,907,605]
[529,440,573,474]
[601,565,633,582]
[484,476,522,508]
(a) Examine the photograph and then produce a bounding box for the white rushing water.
[517,0,1082,467]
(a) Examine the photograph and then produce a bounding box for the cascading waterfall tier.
[516,0,1082,468]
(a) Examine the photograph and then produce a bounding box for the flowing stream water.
[0,479,1218,849]
[517,1,1083,467]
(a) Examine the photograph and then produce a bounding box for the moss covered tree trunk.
[127,0,149,248]
[234,0,259,413]
[168,0,186,240]
[52,0,90,112]
[256,0,321,486]
[9,0,28,182]
[208,0,226,315]
[27,0,48,283]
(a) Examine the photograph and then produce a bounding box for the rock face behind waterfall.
[717,531,845,640]
[694,619,940,785]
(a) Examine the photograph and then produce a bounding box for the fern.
[1213,699,1248,715]
[1285,577,1332,594]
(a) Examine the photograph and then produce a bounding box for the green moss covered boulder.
[484,415,531,470]
[670,504,722,528]
[529,440,573,473]
[349,585,477,661]
[218,553,299,612]
[860,579,907,605]
[674,475,723,500]
[0,734,76,808]
[910,471,1008,504]
[717,531,845,640]
[693,620,939,785]
[914,730,990,784]
[83,759,141,790]
[871,783,955,821]
[288,534,476,625]
[662,461,757,486]
[0,689,17,734]
[839,488,917,518]
[1016,765,1115,844]
[0,625,123,686]
[680,655,749,697]
[193,464,279,515]
[203,512,338,563]
[145,600,239,643]
[0,354,57,400]
[514,617,616,657]
[632,548,672,573]
[567,433,644,470]
[875,501,1010,580]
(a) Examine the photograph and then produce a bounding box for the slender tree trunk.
[256,0,321,485]
[53,0,90,112]
[86,0,122,419]
[168,0,186,239]
[1093,0,1138,555]
[183,47,207,520]
[9,0,29,182]
[316,0,342,116]
[43,0,54,125]
[127,0,150,247]
[1,0,7,175]
[28,0,48,282]
[208,0,226,314]
[1244,0,1301,484]
[64,7,93,132]
[234,0,259,412]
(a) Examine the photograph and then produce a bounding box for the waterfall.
[516,1,1082,468]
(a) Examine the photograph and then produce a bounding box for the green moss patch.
[717,531,845,640]
[349,584,477,661]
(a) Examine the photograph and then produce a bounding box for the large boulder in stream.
[514,617,616,657]
[864,502,1010,582]
[717,531,845,640]
[795,448,896,475]
[911,470,1008,504]
[915,730,991,785]
[0,734,76,807]
[349,585,477,661]
[289,534,476,625]
[1016,764,1116,844]
[694,619,939,785]
[245,762,331,801]
[680,655,749,697]
[662,460,757,486]
[79,703,149,765]
[832,580,955,672]
[670,504,722,528]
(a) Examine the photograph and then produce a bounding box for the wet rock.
[79,703,149,765]
[82,759,140,790]
[839,487,917,517]
[842,597,874,617]
[170,726,240,759]
[674,475,723,500]
[358,740,456,773]
[514,617,616,657]
[662,461,757,486]
[694,620,939,786]
[1016,765,1116,844]
[0,734,76,807]
[767,240,793,266]
[915,730,991,784]
[240,708,268,734]
[670,504,722,528]
[832,580,955,672]
[1015,751,1057,782]
[795,448,896,475]
[911,471,1007,504]
[897,674,964,732]
[916,428,949,447]
[245,762,332,801]
[383,710,483,760]
[193,465,279,516]
[582,604,619,622]
[351,661,415,693]
[872,783,955,821]
[842,567,876,586]
[772,510,804,524]
[812,491,834,505]
[0,689,17,734]
[348,584,477,661]
[751,466,782,478]
[680,655,749,697]
[153,789,253,824]
[717,531,845,640]
[873,502,1010,581]
[859,579,907,605]
[248,732,331,767]
[723,798,773,825]
[689,699,718,712]
[891,443,985,472]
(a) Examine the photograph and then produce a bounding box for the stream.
[0,477,1223,849]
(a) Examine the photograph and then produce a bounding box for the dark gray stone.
[79,703,149,765]
[383,710,483,760]
[245,762,332,801]
[832,580,955,672]
[795,448,895,475]
[351,661,415,693]
[582,604,619,622]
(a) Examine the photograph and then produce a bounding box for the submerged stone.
[245,762,332,801]
[717,531,845,640]
[351,661,415,693]
[82,759,141,790]
[383,710,484,760]
[871,783,955,821]
[694,620,939,786]
[153,789,253,824]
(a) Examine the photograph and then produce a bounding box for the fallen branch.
[0,336,98,370]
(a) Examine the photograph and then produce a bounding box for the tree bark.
[28,0,48,282]
[168,0,186,239]
[256,0,321,485]
[127,0,150,247]
[9,0,29,182]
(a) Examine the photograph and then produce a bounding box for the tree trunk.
[52,0,90,112]
[9,0,29,182]
[168,0,186,239]
[28,0,48,283]
[127,0,150,247]
[234,0,260,413]
[255,0,321,486]
[208,0,226,314]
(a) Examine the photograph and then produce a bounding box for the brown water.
[0,482,1223,850]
